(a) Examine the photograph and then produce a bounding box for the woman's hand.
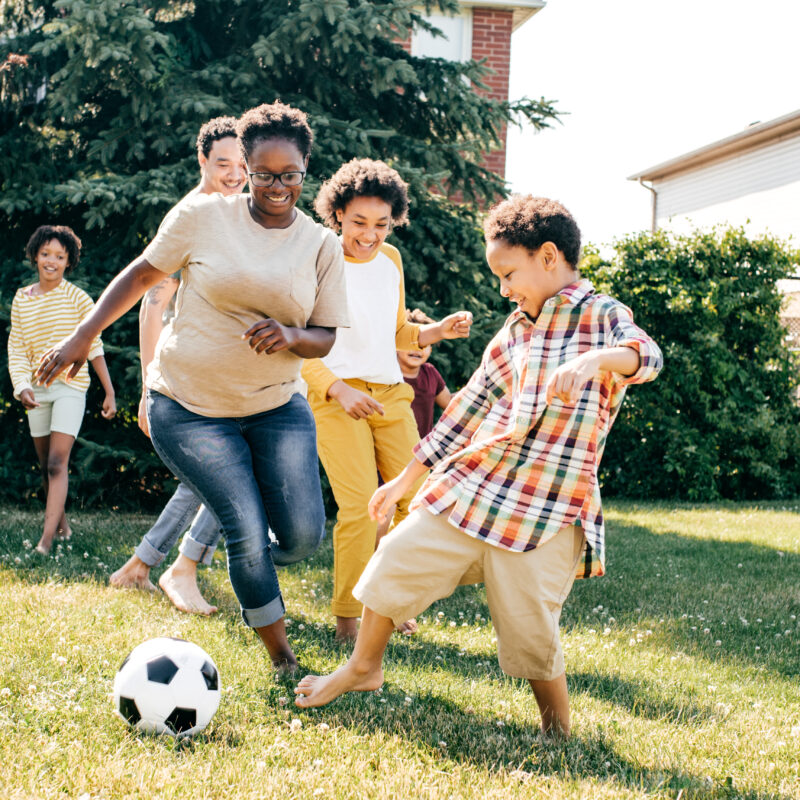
[102,393,117,420]
[328,380,384,420]
[242,318,300,355]
[19,389,40,410]
[36,330,94,387]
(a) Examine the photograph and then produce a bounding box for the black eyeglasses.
[246,170,306,188]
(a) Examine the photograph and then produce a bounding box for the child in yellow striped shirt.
[7,225,116,554]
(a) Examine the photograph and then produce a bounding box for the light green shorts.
[26,382,86,439]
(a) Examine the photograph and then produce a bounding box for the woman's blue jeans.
[147,390,325,628]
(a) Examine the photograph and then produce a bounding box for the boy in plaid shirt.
[295,196,662,736]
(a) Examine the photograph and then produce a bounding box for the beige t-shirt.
[142,193,349,417]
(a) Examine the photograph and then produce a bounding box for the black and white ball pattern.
[113,637,221,738]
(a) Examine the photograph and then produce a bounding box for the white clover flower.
[289,718,303,732]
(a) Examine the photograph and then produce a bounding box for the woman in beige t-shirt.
[36,102,349,674]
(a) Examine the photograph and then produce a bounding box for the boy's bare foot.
[395,618,418,635]
[110,555,157,592]
[335,616,359,643]
[158,563,217,615]
[294,663,384,708]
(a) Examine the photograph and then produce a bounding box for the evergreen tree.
[0,0,559,508]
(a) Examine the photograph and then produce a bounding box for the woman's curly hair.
[26,225,82,273]
[484,195,582,267]
[237,101,314,161]
[314,158,409,232]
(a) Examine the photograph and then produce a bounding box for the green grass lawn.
[0,501,798,799]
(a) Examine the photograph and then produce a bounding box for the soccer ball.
[113,637,221,738]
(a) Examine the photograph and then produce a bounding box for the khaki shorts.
[26,382,86,438]
[354,508,584,680]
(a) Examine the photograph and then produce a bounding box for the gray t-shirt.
[143,193,348,417]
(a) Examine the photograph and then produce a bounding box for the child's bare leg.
[295,607,393,707]
[254,617,298,676]
[374,504,417,636]
[110,554,157,592]
[529,672,570,738]
[35,432,75,555]
[158,553,218,615]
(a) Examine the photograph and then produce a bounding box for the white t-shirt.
[319,243,405,385]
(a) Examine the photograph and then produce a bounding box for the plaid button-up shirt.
[410,279,662,579]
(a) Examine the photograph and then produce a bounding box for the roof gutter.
[638,178,658,233]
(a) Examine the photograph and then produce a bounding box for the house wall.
[654,134,800,223]
[658,179,800,243]
[408,6,515,178]
[471,8,513,177]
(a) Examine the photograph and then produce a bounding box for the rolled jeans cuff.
[179,532,216,566]
[241,594,285,629]
[134,537,168,568]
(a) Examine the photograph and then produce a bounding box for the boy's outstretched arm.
[368,457,428,524]
[546,346,640,405]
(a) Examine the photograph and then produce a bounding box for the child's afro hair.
[314,158,409,233]
[236,101,313,161]
[26,225,82,273]
[196,116,239,159]
[484,195,582,267]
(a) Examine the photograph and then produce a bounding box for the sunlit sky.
[506,0,800,248]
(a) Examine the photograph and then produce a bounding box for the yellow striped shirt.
[7,279,104,398]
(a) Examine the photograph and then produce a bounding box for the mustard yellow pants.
[308,379,425,617]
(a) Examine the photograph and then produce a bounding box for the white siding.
[655,134,800,219]
[658,179,800,244]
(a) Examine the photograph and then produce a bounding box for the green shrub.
[582,227,800,501]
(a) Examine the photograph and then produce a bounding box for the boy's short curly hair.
[484,195,582,267]
[236,101,313,161]
[314,158,409,233]
[196,116,239,159]
[25,225,82,273]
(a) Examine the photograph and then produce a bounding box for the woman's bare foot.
[335,616,359,643]
[55,526,72,541]
[294,662,384,708]
[158,559,217,615]
[395,618,418,635]
[110,555,157,592]
[35,534,54,555]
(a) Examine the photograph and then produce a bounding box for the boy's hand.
[102,393,117,420]
[545,351,601,405]
[242,318,299,355]
[328,381,384,419]
[437,311,472,340]
[369,475,407,523]
[137,391,150,437]
[19,389,40,410]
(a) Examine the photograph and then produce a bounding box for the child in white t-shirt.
[302,159,471,642]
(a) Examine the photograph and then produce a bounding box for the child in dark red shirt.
[397,309,451,437]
